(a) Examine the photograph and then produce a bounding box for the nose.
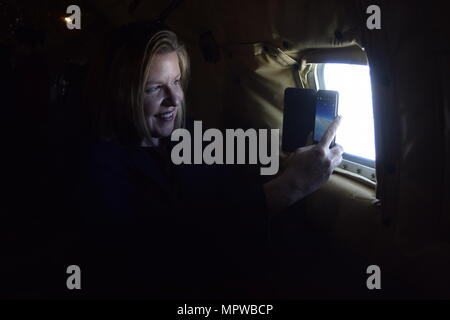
[162,86,181,107]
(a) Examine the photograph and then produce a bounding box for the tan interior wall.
[171,0,450,297]
[362,0,450,240]
[161,0,364,129]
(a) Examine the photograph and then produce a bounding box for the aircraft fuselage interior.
[1,0,450,301]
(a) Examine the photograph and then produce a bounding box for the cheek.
[143,97,160,115]
[176,87,185,103]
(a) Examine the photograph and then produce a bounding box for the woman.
[78,22,343,299]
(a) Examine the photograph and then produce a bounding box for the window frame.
[313,63,377,183]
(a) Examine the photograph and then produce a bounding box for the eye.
[145,86,161,94]
[173,79,181,86]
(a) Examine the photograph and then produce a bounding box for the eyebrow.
[146,74,181,86]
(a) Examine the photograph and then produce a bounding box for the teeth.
[158,111,174,119]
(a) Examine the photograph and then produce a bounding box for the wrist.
[277,172,307,205]
[263,173,305,217]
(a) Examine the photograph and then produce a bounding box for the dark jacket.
[73,128,271,299]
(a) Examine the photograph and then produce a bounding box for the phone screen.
[314,92,338,143]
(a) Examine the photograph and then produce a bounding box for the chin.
[153,123,175,139]
[150,114,179,138]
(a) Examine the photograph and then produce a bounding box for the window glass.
[322,63,375,162]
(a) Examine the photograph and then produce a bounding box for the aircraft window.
[314,63,376,182]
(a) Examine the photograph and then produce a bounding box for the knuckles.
[323,157,332,168]
[312,146,326,158]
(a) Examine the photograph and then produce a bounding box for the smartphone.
[282,88,316,152]
[313,90,339,146]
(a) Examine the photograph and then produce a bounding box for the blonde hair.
[85,23,190,145]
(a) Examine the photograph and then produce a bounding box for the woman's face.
[143,51,184,140]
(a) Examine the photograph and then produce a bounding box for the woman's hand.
[263,116,343,216]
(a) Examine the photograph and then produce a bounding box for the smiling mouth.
[155,110,176,121]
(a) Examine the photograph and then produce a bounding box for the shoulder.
[80,139,133,181]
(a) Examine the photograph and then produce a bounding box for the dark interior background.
[1,0,449,299]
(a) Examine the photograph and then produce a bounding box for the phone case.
[282,88,316,152]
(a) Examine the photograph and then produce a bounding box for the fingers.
[318,116,342,149]
[330,143,344,157]
[332,154,343,168]
[330,143,344,167]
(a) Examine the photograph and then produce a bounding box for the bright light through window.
[323,63,375,161]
